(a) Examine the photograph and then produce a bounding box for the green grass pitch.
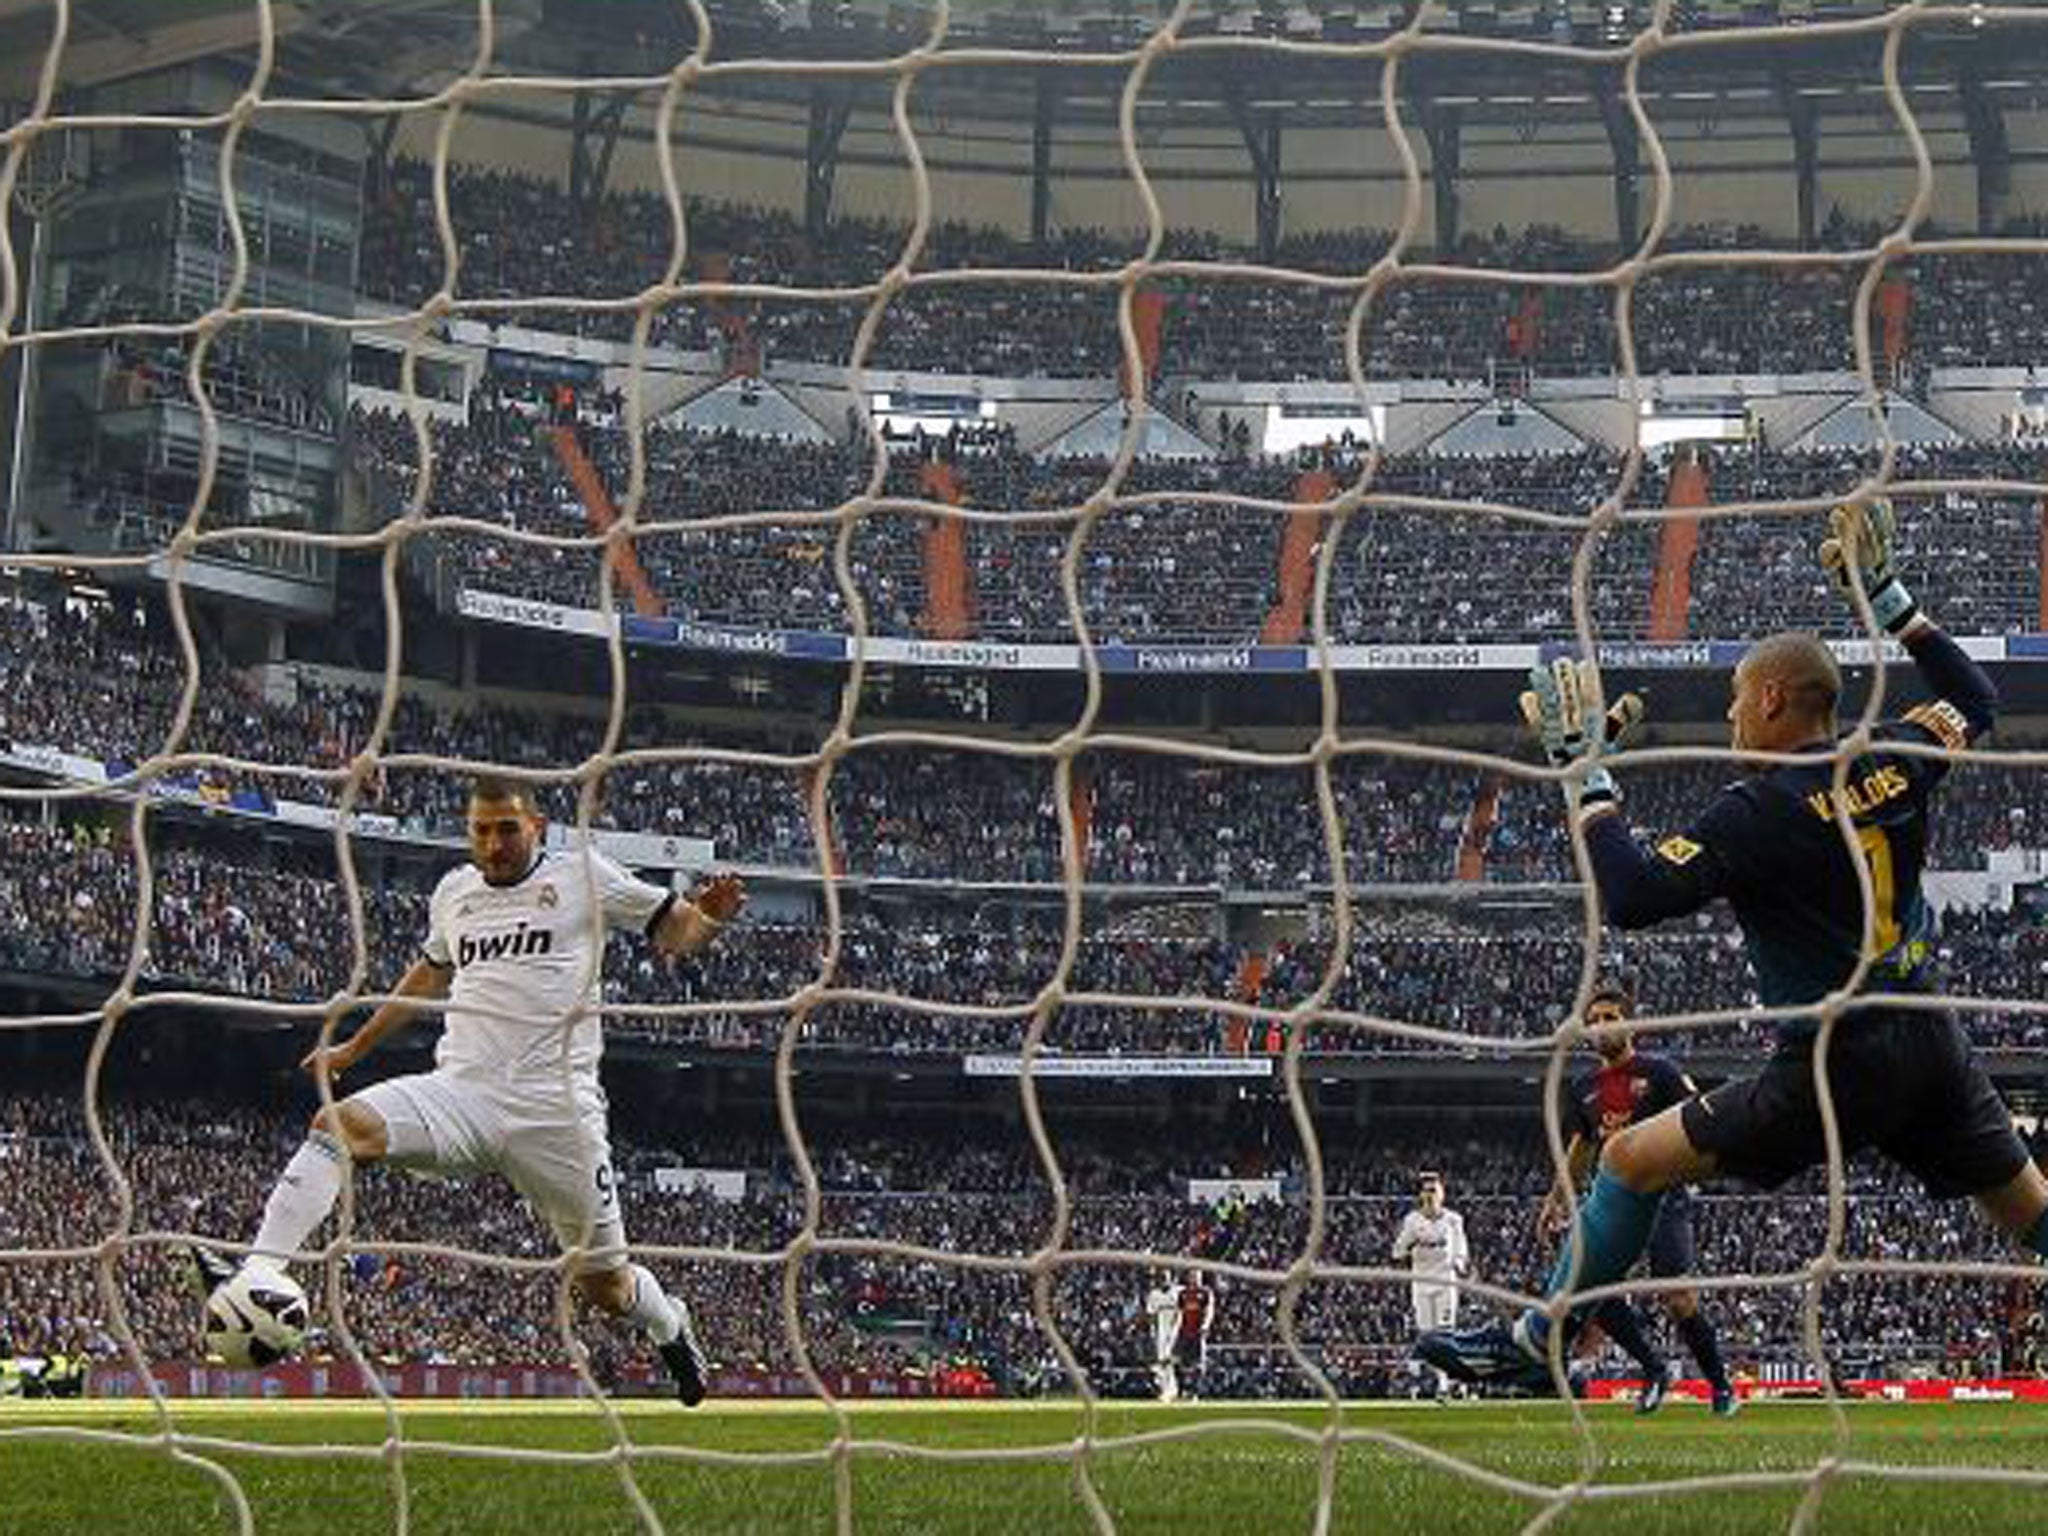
[6,1398,2047,1535]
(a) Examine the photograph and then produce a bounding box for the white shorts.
[350,1071,627,1272]
[1412,1284,1459,1333]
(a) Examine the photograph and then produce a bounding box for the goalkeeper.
[1421,499,2048,1390]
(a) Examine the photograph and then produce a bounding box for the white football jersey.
[1393,1208,1469,1284]
[421,848,674,1086]
[1145,1283,1180,1359]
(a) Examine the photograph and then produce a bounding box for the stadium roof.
[0,0,542,98]
[1030,399,1215,459]
[1792,393,1964,449]
[1426,398,1587,456]
[12,0,2044,129]
[668,375,836,442]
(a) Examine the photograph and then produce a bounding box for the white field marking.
[0,1397,1988,1421]
[3,1398,1344,1420]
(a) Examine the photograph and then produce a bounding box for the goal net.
[3,0,2046,1531]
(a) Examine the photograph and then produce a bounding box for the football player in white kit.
[1144,1269,1182,1402]
[192,777,745,1405]
[1393,1172,1469,1399]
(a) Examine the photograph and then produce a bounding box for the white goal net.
[3,0,2047,1532]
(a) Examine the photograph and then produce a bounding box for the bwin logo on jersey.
[456,923,555,967]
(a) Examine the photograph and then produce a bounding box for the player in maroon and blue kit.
[1173,1271,1214,1400]
[1540,981,1735,1415]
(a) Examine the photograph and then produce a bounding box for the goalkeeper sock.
[1676,1311,1731,1393]
[251,1131,344,1267]
[1526,1171,1664,1344]
[1593,1300,1666,1377]
[2024,1205,2048,1260]
[627,1264,683,1345]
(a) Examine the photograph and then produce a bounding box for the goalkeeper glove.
[1820,498,1919,635]
[1518,658,1644,814]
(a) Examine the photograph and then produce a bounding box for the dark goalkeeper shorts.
[1679,1010,2029,1199]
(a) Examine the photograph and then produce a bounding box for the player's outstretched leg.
[1413,1321,1554,1394]
[1673,1307,1737,1416]
[1418,1357,1451,1403]
[613,1263,710,1407]
[1591,1301,1673,1415]
[1668,1307,1734,1416]
[655,1297,712,1408]
[1525,1171,1666,1351]
[190,1120,355,1303]
[258,1129,348,1254]
[1417,1165,1670,1392]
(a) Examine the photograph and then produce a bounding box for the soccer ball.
[202,1264,309,1368]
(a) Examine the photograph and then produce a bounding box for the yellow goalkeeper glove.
[1518,658,1644,812]
[1820,498,1919,635]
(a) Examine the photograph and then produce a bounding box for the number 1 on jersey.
[1855,824,1900,955]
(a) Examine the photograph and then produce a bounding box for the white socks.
[251,1139,691,1356]
[251,1130,344,1266]
[626,1264,683,1345]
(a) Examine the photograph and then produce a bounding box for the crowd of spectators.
[11,583,2047,891]
[5,796,2048,1062]
[344,399,2048,647]
[3,1090,2039,1398]
[19,153,2048,1404]
[6,580,2048,1067]
[352,163,2048,383]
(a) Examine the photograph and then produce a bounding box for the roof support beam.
[568,89,631,214]
[1959,67,2010,236]
[1595,81,1639,250]
[1409,85,1460,253]
[1031,69,1058,252]
[1225,85,1282,263]
[804,85,853,246]
[1777,70,1820,249]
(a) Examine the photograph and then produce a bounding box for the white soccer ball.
[202,1264,309,1368]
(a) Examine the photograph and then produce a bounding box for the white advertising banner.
[652,1167,747,1201]
[962,1055,1275,1079]
[456,589,614,637]
[1187,1178,1283,1205]
[554,824,715,873]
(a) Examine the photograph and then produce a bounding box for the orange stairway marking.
[1260,469,1335,645]
[547,426,663,618]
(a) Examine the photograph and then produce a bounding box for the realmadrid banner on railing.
[963,1054,1275,1079]
[456,589,613,636]
[454,586,2020,673]
[1534,636,2008,668]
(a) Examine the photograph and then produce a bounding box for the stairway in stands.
[1648,451,1708,641]
[1222,951,1269,1055]
[918,460,973,640]
[1457,775,1503,881]
[547,426,664,617]
[1260,469,1335,644]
